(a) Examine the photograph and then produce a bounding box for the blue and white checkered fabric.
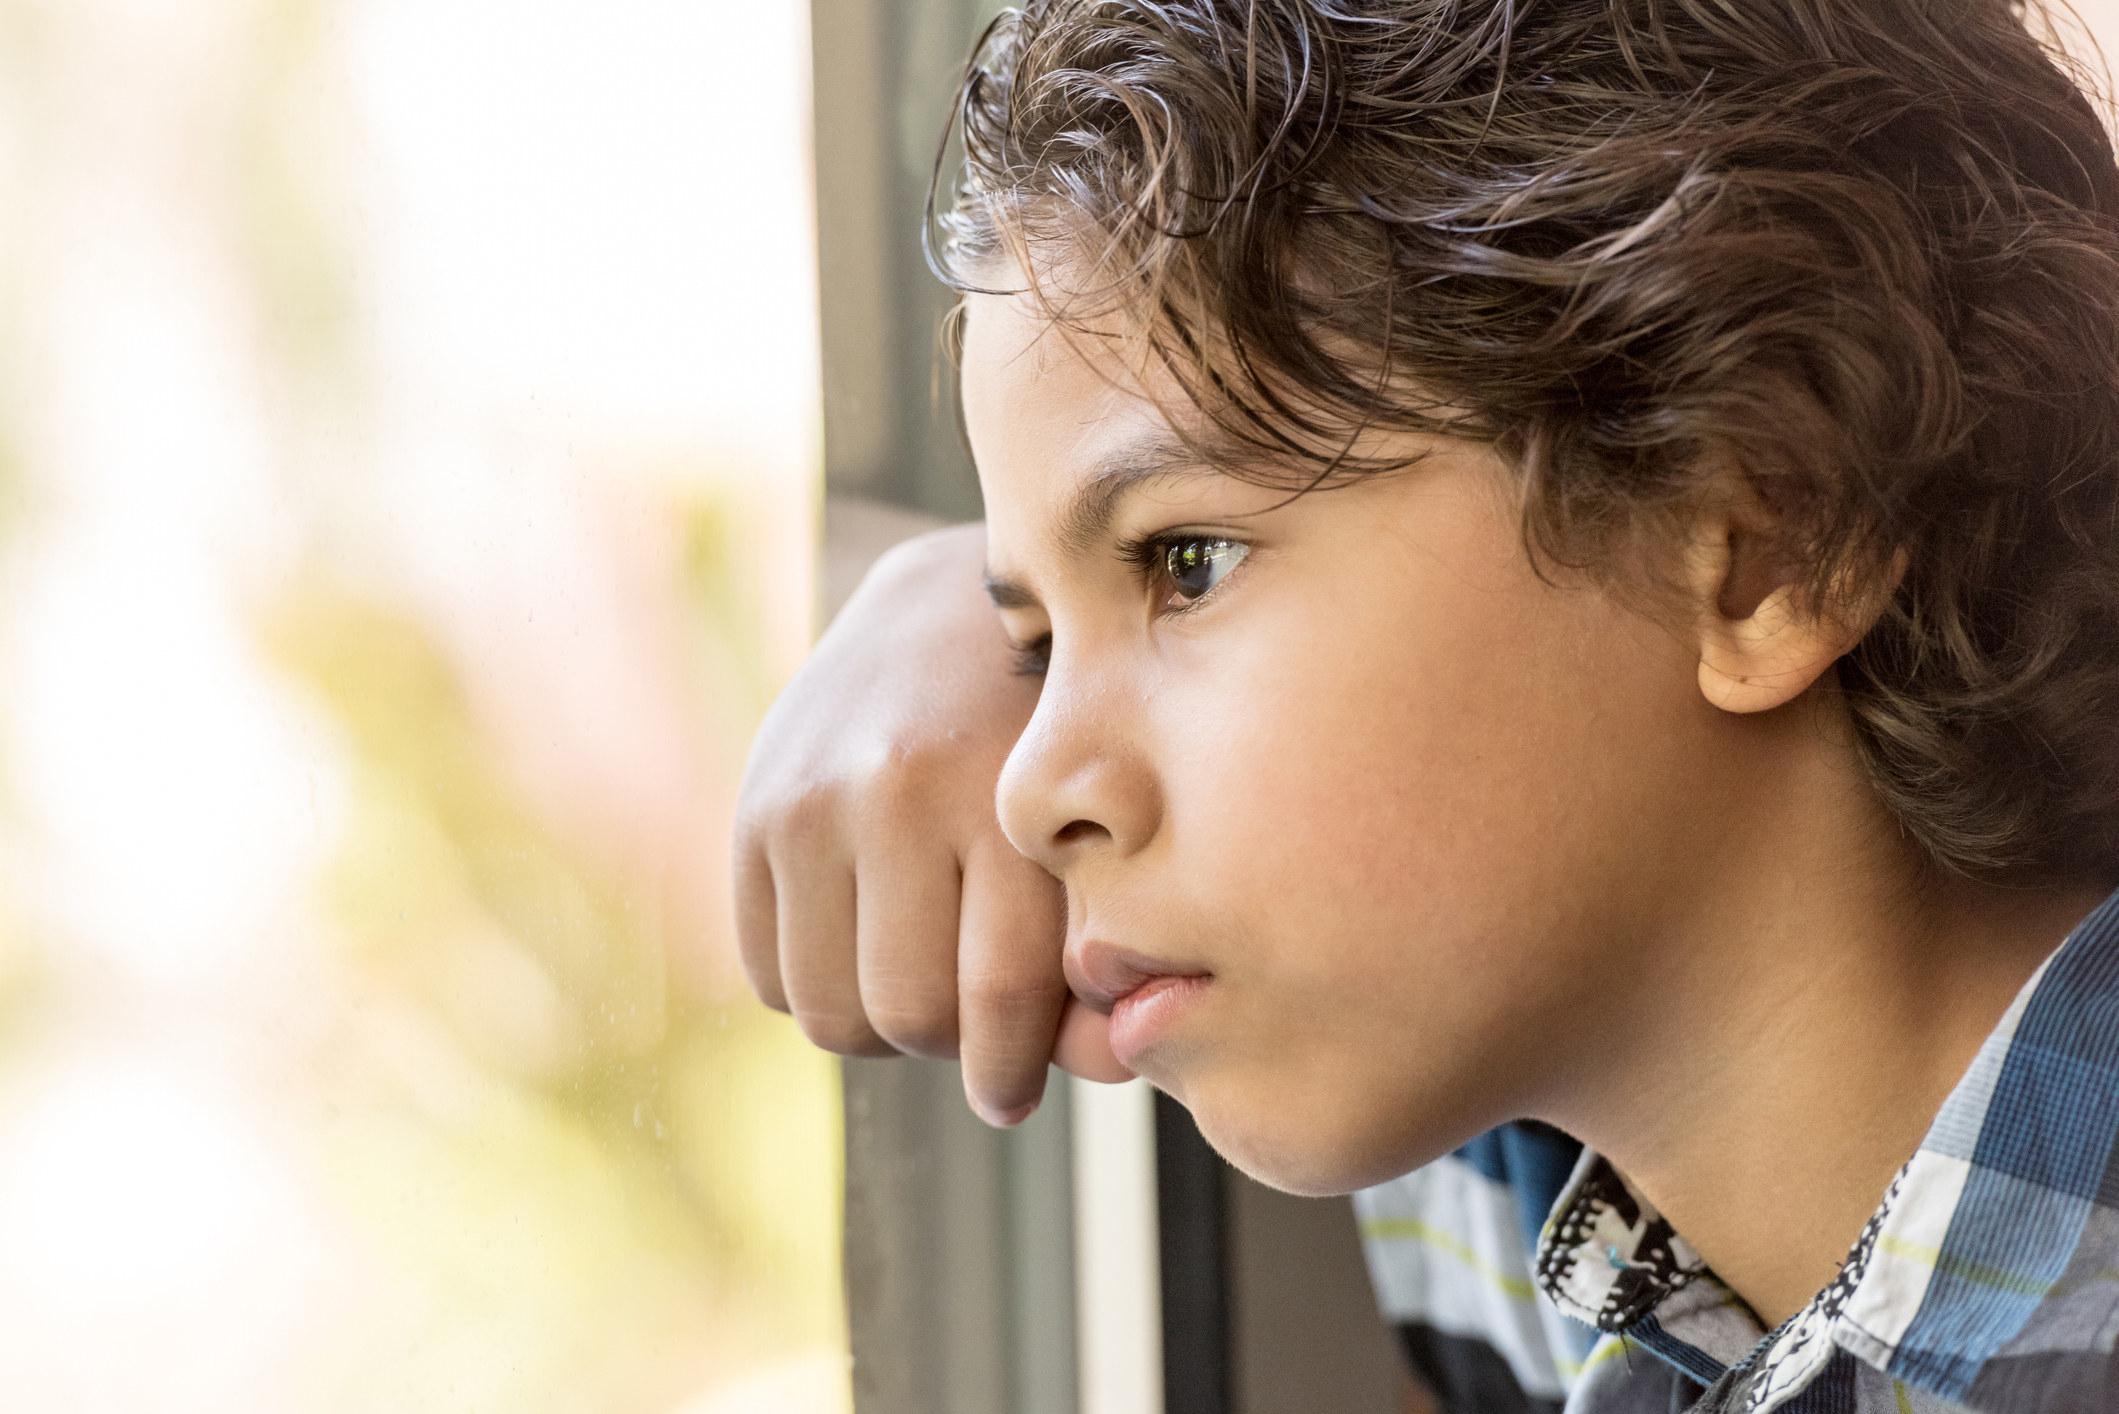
[1359,887,2119,1414]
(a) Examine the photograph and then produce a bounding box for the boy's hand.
[734,522,1128,1126]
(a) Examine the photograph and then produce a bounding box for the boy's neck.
[1539,695,2110,1329]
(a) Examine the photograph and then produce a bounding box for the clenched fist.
[735,522,1127,1126]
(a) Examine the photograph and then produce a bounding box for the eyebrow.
[983,434,1207,610]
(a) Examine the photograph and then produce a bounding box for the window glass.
[0,1,841,1411]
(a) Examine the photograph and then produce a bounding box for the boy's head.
[940,0,2119,1191]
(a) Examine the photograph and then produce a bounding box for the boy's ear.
[1682,472,1898,715]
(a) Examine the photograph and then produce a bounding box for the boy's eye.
[1163,538,1248,602]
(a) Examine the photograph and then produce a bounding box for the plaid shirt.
[1358,887,2119,1414]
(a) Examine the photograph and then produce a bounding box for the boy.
[736,1,2119,1409]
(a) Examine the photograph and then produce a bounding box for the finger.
[734,832,788,1011]
[1053,997,1134,1082]
[855,845,965,1058]
[777,843,896,1057]
[956,841,1069,1127]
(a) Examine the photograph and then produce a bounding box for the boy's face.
[966,288,1750,1194]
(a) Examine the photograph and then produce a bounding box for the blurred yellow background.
[0,0,841,1411]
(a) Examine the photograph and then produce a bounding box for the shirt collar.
[1531,885,2119,1411]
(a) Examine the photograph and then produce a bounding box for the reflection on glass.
[0,0,842,1410]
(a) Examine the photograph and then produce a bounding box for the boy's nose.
[994,672,1162,874]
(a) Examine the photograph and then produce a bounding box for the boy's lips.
[1067,940,1212,1068]
[1065,940,1207,1012]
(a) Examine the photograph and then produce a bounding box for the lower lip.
[1107,974,1210,1069]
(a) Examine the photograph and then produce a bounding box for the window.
[0,2,841,1410]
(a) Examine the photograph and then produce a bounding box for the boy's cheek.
[1137,791,1596,1187]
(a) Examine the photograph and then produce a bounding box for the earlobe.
[1686,510,1872,716]
[1695,581,1850,714]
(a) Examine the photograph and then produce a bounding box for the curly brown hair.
[934,0,2119,882]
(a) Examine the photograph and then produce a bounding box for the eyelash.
[1012,634,1052,677]
[1115,534,1175,582]
[1009,534,1249,677]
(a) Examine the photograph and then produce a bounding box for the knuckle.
[773,786,845,848]
[797,1009,896,1057]
[865,1000,960,1057]
[864,762,936,820]
[852,740,965,820]
[959,966,1059,1024]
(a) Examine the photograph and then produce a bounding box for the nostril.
[1055,819,1109,846]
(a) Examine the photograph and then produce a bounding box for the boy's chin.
[1175,1079,1453,1198]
